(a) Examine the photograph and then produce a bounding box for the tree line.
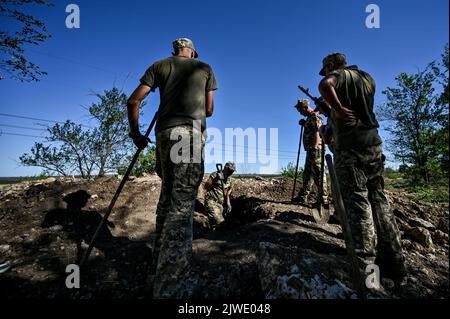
[19,88,157,178]
[379,44,448,186]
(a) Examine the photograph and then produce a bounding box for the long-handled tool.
[314,139,330,223]
[298,85,321,105]
[216,163,230,217]
[325,154,366,298]
[291,119,305,201]
[79,112,158,268]
[298,85,328,114]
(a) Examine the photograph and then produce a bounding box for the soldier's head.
[319,53,347,76]
[224,161,236,177]
[295,99,313,116]
[172,38,198,59]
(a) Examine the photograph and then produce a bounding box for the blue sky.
[0,0,448,176]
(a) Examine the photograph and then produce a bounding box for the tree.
[87,88,136,176]
[0,0,53,82]
[119,146,157,177]
[20,87,146,177]
[379,49,448,185]
[19,142,70,176]
[20,121,96,178]
[434,44,449,175]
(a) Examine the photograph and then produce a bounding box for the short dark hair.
[172,47,193,56]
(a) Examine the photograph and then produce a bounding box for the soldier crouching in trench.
[203,162,236,230]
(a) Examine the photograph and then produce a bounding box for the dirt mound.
[0,176,448,299]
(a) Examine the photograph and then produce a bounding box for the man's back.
[329,66,382,149]
[140,56,217,132]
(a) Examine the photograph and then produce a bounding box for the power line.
[206,142,298,154]
[0,128,298,158]
[0,124,47,131]
[0,113,300,157]
[0,112,63,124]
[0,131,298,161]
[0,113,93,128]
[28,49,135,80]
[0,131,46,139]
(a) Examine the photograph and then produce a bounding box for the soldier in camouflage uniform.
[203,162,236,228]
[127,38,218,298]
[317,53,406,281]
[294,99,328,206]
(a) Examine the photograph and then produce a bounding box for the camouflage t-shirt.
[140,56,218,133]
[303,112,323,150]
[329,65,382,150]
[205,172,234,204]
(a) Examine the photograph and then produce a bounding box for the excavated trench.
[1,177,448,299]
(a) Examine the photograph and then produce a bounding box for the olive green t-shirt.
[329,65,382,150]
[140,56,218,132]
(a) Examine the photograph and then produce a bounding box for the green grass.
[411,185,449,203]
[281,162,303,179]
[0,174,50,185]
[17,174,50,183]
[385,176,410,191]
[382,170,448,203]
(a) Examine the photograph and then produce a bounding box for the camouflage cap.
[225,161,236,172]
[172,37,198,58]
[319,52,347,76]
[294,99,310,109]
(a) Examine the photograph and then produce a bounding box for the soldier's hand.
[319,125,333,145]
[314,97,331,116]
[227,205,232,214]
[130,132,150,150]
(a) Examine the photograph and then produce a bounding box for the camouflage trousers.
[299,148,328,203]
[334,144,405,277]
[204,197,225,227]
[152,125,204,299]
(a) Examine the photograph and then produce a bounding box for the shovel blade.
[312,206,330,224]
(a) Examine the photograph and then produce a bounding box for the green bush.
[411,185,449,203]
[384,167,403,180]
[119,146,157,177]
[281,162,303,179]
[18,173,50,182]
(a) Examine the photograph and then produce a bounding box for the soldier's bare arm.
[206,90,214,117]
[313,116,324,148]
[226,188,233,206]
[313,131,321,149]
[319,76,357,123]
[127,84,151,136]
